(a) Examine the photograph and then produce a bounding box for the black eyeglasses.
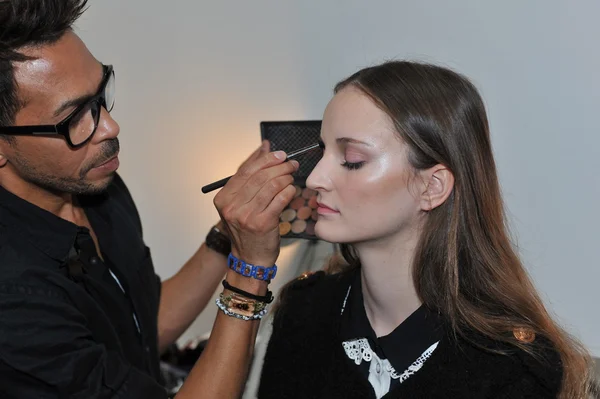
[0,64,115,148]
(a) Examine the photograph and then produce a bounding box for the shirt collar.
[0,185,96,263]
[340,268,443,372]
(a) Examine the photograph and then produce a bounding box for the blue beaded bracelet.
[227,253,277,281]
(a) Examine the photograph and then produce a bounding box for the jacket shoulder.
[272,269,351,325]
[456,329,563,396]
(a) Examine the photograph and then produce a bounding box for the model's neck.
[354,227,423,337]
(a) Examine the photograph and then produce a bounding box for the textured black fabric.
[259,270,563,399]
[0,175,167,398]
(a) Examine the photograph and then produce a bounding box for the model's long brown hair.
[330,61,593,398]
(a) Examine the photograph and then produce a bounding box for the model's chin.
[313,220,345,244]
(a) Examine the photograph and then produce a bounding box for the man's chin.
[79,173,116,195]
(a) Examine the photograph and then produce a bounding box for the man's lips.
[92,153,120,172]
[95,152,119,168]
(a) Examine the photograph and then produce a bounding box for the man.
[0,1,298,397]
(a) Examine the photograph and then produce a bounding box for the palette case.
[260,120,322,240]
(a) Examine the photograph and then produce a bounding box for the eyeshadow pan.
[290,197,306,210]
[291,219,307,234]
[281,209,297,222]
[297,206,312,220]
[308,195,318,209]
[279,222,292,235]
[302,188,316,200]
[294,185,302,198]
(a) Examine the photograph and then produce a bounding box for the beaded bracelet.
[215,296,268,321]
[227,253,277,281]
[222,280,274,303]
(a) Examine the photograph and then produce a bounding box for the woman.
[252,61,593,398]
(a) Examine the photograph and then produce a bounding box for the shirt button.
[90,256,100,265]
[376,362,381,374]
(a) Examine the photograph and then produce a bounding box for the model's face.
[0,31,120,195]
[306,87,423,245]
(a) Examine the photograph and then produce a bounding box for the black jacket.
[258,270,562,398]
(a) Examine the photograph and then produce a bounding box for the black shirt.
[339,271,443,397]
[0,175,167,398]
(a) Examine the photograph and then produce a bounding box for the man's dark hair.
[0,0,89,130]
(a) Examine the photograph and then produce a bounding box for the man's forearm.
[174,271,268,399]
[157,242,227,353]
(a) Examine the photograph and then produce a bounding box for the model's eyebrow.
[336,137,374,147]
[318,136,375,148]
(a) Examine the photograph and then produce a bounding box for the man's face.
[0,31,120,195]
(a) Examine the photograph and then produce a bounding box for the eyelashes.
[341,161,365,170]
[319,139,365,170]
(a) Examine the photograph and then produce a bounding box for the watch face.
[261,120,322,241]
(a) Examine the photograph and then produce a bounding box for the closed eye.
[341,161,365,170]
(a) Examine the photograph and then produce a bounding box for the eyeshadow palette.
[260,120,322,240]
[278,184,319,238]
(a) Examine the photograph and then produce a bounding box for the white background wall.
[76,0,600,355]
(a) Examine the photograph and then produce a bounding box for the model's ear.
[419,165,454,211]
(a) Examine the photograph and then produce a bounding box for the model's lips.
[316,201,339,215]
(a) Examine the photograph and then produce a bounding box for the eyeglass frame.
[0,64,115,149]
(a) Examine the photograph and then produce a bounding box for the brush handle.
[201,176,232,193]
[202,142,321,194]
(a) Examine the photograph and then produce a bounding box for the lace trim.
[396,341,438,382]
[343,337,373,364]
[340,286,351,315]
[342,338,439,382]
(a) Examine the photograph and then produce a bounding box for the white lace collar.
[342,338,439,398]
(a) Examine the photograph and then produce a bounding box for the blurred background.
[75,0,600,388]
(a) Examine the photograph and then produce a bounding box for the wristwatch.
[205,225,231,257]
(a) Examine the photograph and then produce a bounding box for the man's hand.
[214,140,299,267]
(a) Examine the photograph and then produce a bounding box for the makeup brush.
[201,142,322,194]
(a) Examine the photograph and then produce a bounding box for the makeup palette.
[277,185,319,238]
[260,120,323,240]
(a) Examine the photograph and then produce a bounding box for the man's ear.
[419,165,454,211]
[0,143,8,168]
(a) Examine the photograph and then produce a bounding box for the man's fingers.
[237,159,298,204]
[262,184,298,220]
[233,174,295,233]
[233,150,287,183]
[251,174,295,213]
